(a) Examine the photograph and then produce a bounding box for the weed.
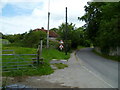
[52,63,68,69]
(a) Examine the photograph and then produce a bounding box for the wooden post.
[37,40,43,65]
[40,40,43,59]
[37,45,40,65]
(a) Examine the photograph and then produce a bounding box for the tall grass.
[42,48,70,61]
[2,46,70,76]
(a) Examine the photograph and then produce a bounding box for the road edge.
[74,49,114,88]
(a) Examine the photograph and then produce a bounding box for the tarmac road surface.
[76,48,118,88]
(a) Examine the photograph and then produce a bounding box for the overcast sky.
[0,0,92,34]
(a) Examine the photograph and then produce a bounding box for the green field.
[2,46,70,76]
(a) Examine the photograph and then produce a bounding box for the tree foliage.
[3,29,47,48]
[79,2,120,54]
[22,30,46,47]
[55,23,90,49]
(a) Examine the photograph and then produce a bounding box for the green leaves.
[79,2,120,55]
[56,23,90,49]
[23,30,46,48]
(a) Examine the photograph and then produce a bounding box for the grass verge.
[2,46,70,76]
[2,63,54,77]
[52,63,68,69]
[93,49,120,62]
[42,48,70,61]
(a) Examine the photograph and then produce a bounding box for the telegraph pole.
[47,0,50,48]
[47,12,50,48]
[65,7,68,55]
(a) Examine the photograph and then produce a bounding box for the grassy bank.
[93,49,120,62]
[2,46,70,60]
[2,46,70,76]
[42,48,70,61]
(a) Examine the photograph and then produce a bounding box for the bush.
[2,39,11,45]
[22,30,47,48]
[49,40,59,49]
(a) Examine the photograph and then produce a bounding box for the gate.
[2,50,37,72]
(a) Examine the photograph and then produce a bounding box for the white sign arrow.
[59,44,64,50]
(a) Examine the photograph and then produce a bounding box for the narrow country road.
[76,48,118,88]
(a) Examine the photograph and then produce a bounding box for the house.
[33,27,58,40]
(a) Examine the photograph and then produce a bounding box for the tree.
[79,2,120,55]
[23,30,46,48]
[57,23,75,40]
[57,23,88,49]
[79,2,105,46]
[4,34,15,43]
[96,2,120,54]
[50,28,59,33]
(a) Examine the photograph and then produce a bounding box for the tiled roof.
[33,28,58,37]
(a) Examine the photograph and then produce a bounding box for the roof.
[33,28,58,37]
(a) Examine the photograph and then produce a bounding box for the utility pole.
[47,12,50,48]
[47,0,50,48]
[65,7,68,55]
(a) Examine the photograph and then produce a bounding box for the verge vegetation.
[52,63,68,69]
[2,46,70,77]
[93,49,120,62]
[79,2,120,55]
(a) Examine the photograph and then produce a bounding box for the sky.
[0,0,92,34]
